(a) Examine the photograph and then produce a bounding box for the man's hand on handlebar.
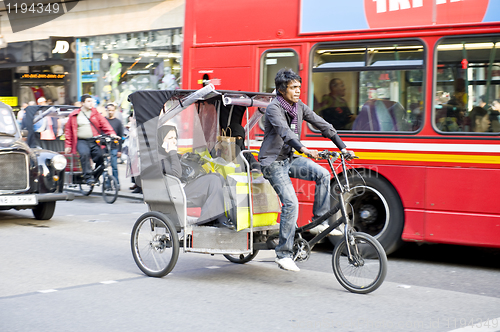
[301,147,357,161]
[300,147,320,159]
[64,147,71,154]
[341,149,356,160]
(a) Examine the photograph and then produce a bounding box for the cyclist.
[64,94,118,186]
[259,68,355,272]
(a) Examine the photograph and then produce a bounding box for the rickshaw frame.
[129,85,387,293]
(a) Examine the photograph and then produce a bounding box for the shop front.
[0,36,77,111]
[77,28,182,118]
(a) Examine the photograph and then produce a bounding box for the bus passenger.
[469,106,491,133]
[489,99,500,132]
[158,125,234,229]
[317,78,356,130]
[478,95,491,110]
[259,68,355,272]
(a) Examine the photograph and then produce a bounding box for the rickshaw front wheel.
[223,251,259,264]
[131,211,179,277]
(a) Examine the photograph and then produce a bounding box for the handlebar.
[311,150,359,161]
[94,134,121,145]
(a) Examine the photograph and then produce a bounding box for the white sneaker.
[275,257,300,272]
[309,223,328,235]
[309,222,343,236]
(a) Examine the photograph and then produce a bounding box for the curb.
[65,187,144,202]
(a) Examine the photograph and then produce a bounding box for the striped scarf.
[277,95,298,134]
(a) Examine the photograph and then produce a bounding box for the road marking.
[100,280,118,284]
[447,317,500,332]
[38,289,57,293]
[206,266,221,269]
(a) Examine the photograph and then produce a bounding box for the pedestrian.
[17,102,28,126]
[64,94,118,186]
[124,110,142,194]
[105,103,124,190]
[258,68,355,272]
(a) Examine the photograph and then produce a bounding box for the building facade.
[0,0,184,111]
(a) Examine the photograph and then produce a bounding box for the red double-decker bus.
[181,0,500,254]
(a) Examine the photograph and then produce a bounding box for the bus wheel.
[329,175,404,255]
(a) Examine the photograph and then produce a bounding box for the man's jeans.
[110,148,119,184]
[77,139,103,182]
[262,156,331,259]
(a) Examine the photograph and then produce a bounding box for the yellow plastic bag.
[227,173,280,231]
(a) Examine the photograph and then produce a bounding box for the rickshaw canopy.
[127,85,274,178]
[126,85,274,228]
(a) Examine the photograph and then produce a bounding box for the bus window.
[435,36,500,134]
[258,49,299,131]
[310,42,424,132]
[260,50,299,93]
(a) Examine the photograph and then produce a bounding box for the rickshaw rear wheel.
[223,251,259,264]
[131,211,179,277]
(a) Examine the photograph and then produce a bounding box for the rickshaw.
[129,84,387,294]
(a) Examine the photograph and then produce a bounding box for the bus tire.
[329,174,404,255]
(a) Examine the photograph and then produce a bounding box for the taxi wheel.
[32,201,56,220]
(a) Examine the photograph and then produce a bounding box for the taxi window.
[0,108,17,136]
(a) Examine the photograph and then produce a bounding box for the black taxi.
[0,101,73,220]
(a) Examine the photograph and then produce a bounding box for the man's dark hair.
[275,68,301,96]
[80,94,92,103]
[330,78,341,87]
[469,106,488,131]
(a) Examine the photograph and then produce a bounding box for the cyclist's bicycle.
[291,150,388,293]
[65,134,120,204]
